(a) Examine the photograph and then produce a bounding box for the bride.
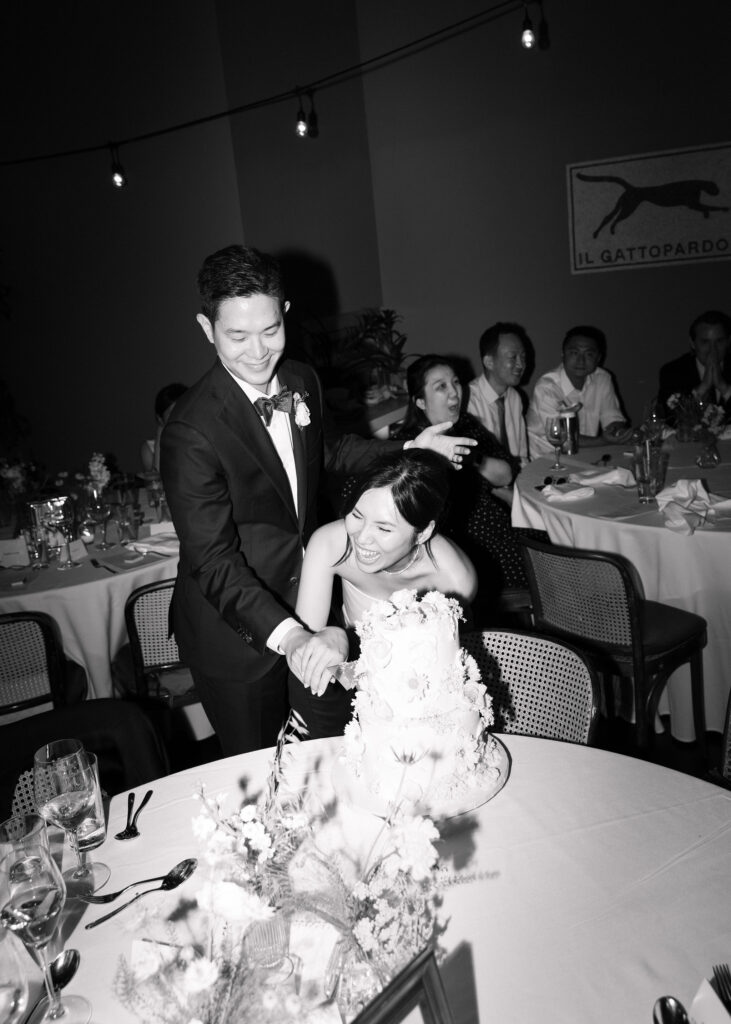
[289,449,476,728]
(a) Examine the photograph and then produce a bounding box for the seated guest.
[394,356,539,624]
[467,321,530,465]
[527,326,633,456]
[658,309,731,419]
[141,382,188,472]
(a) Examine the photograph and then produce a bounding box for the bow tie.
[254,388,293,427]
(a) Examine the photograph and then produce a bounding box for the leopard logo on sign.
[567,142,731,273]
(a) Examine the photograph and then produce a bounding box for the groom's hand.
[281,625,349,695]
[407,421,476,469]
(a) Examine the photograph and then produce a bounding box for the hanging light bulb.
[295,93,308,137]
[109,143,127,188]
[521,5,536,48]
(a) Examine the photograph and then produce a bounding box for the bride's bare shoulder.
[307,519,348,553]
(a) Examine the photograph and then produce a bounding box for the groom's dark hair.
[198,244,285,323]
[336,449,452,567]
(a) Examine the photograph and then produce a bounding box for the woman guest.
[290,448,477,733]
[394,355,539,624]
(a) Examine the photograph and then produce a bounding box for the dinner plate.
[331,735,510,821]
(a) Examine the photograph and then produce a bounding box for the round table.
[511,440,731,740]
[31,736,731,1024]
[0,549,178,703]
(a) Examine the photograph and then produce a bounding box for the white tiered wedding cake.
[342,589,505,814]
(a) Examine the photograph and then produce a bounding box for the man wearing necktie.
[467,321,530,468]
[161,245,475,755]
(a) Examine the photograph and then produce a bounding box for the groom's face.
[197,293,289,393]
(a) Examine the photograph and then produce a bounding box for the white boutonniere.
[293,391,311,429]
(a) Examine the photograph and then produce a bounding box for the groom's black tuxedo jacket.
[160,357,395,686]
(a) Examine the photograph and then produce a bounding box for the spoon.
[25,949,80,1024]
[653,995,690,1024]
[79,869,176,904]
[84,858,197,929]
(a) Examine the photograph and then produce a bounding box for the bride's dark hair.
[335,449,452,566]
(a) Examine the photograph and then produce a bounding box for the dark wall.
[2,0,730,481]
[356,0,731,420]
[215,0,383,321]
[1,2,243,474]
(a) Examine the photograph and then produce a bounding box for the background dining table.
[30,734,731,1024]
[512,438,731,741]
[0,547,179,704]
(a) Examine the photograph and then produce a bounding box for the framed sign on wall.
[567,141,731,274]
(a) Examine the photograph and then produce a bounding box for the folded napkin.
[542,484,595,502]
[569,467,635,487]
[130,532,179,556]
[655,479,731,534]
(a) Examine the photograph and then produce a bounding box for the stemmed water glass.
[33,742,110,898]
[0,845,91,1024]
[545,417,568,471]
[86,491,113,550]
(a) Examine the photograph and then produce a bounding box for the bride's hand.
[288,626,349,696]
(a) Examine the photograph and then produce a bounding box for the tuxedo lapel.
[279,365,308,533]
[214,363,299,526]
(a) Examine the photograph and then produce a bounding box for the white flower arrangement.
[88,452,110,489]
[114,710,447,1024]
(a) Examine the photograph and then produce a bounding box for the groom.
[161,244,474,755]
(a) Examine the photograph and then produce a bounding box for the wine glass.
[41,498,79,571]
[0,929,28,1024]
[0,845,90,1024]
[545,417,568,471]
[33,742,110,898]
[85,491,113,550]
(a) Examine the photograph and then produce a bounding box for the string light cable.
[1,1,534,172]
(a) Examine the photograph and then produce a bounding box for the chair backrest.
[519,536,646,656]
[0,612,70,716]
[124,579,182,688]
[462,629,600,744]
[1,698,170,819]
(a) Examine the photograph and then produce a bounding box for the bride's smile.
[345,486,419,574]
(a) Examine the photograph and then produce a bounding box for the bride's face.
[345,485,418,573]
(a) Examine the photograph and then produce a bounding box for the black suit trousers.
[190,659,289,756]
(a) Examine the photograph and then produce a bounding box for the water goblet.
[0,845,91,1024]
[545,417,568,471]
[85,492,113,550]
[33,742,110,898]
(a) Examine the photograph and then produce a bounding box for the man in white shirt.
[467,322,530,464]
[527,326,633,456]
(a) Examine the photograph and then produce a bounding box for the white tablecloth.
[0,551,178,699]
[512,441,731,740]
[32,736,731,1024]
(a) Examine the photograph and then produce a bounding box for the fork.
[114,788,153,840]
[712,963,731,1011]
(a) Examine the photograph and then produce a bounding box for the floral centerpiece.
[114,712,448,1023]
[666,393,726,442]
